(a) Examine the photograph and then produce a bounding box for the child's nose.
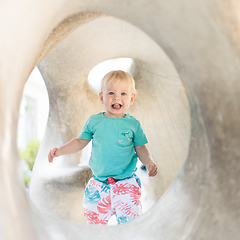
[114,94,121,100]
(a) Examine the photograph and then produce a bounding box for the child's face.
[99,79,135,118]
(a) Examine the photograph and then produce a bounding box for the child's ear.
[99,92,104,104]
[130,93,136,105]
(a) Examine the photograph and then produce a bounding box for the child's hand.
[48,148,60,163]
[145,161,158,177]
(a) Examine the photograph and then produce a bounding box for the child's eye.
[121,92,126,96]
[109,92,114,95]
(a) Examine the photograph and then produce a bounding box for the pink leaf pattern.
[113,183,141,206]
[97,195,112,214]
[115,201,138,218]
[90,179,102,188]
[113,183,140,195]
[82,208,108,225]
[131,193,141,206]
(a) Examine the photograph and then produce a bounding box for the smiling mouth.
[112,104,122,110]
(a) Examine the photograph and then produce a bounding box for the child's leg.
[82,178,114,225]
[112,175,142,224]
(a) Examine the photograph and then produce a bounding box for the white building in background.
[18,67,49,149]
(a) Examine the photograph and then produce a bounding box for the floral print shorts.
[82,175,142,225]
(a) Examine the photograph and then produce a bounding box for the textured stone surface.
[0,0,240,240]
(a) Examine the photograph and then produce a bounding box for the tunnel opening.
[18,67,49,189]
[29,12,191,227]
[87,57,134,93]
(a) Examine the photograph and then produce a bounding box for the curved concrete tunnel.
[0,1,240,240]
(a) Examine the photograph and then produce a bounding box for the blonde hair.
[101,70,136,94]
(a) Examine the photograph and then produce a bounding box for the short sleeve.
[78,117,93,140]
[133,121,148,146]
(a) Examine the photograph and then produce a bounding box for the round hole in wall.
[87,57,134,93]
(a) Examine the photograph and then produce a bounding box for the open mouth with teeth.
[112,104,122,110]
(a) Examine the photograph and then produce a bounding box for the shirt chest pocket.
[117,129,133,147]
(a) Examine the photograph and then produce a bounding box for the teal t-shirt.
[78,112,148,182]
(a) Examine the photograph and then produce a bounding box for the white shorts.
[82,175,142,225]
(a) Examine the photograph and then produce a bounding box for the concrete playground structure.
[0,0,240,240]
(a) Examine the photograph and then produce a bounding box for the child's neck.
[103,112,126,118]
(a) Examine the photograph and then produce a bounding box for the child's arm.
[48,138,91,163]
[135,144,158,177]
